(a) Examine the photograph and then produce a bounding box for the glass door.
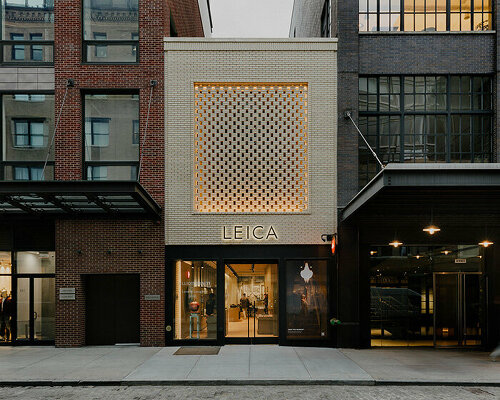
[434,272,482,347]
[224,263,278,343]
[16,276,55,343]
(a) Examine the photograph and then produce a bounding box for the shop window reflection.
[174,261,217,340]
[286,260,328,340]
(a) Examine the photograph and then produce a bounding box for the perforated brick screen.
[194,83,309,213]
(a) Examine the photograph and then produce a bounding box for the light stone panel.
[165,39,337,245]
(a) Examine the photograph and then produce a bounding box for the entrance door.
[86,274,140,345]
[434,272,482,347]
[16,276,55,343]
[224,263,278,343]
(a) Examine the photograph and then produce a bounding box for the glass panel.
[2,0,54,41]
[4,164,53,181]
[33,277,55,341]
[435,274,460,346]
[464,274,481,346]
[2,94,54,163]
[225,263,278,338]
[286,260,328,340]
[84,94,139,180]
[83,0,138,40]
[3,44,53,63]
[174,260,217,340]
[87,165,137,181]
[17,251,55,274]
[85,44,137,63]
[16,277,30,341]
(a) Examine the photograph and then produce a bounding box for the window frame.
[359,0,494,32]
[12,118,45,148]
[82,91,140,181]
[81,0,140,64]
[0,1,54,65]
[358,74,493,187]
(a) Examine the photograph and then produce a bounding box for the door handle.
[33,311,38,320]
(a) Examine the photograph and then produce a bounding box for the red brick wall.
[53,0,203,347]
[167,0,205,37]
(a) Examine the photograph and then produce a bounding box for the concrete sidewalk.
[0,345,499,386]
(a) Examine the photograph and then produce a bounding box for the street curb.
[0,380,500,387]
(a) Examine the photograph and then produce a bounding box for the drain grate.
[174,346,221,356]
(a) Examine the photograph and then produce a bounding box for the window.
[13,119,45,147]
[358,75,493,188]
[359,0,492,31]
[1,94,54,181]
[84,94,139,181]
[10,33,24,60]
[320,0,331,37]
[14,166,44,181]
[83,0,139,63]
[132,120,139,145]
[2,0,54,64]
[93,33,107,58]
[85,118,110,147]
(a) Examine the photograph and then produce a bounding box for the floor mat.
[174,346,221,355]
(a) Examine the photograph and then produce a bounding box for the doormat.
[174,346,221,356]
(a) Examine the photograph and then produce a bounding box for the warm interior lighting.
[389,240,403,248]
[415,255,422,259]
[300,263,313,283]
[479,240,494,248]
[370,251,377,256]
[423,225,441,235]
[441,250,451,255]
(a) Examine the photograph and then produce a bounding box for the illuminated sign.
[222,225,278,241]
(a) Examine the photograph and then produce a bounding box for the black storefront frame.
[165,245,337,347]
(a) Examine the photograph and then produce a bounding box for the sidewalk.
[0,345,499,386]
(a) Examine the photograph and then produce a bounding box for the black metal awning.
[0,181,161,219]
[341,163,500,227]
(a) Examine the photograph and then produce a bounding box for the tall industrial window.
[358,76,492,188]
[359,0,492,31]
[84,94,139,181]
[83,0,139,63]
[1,0,54,64]
[1,94,55,180]
[320,0,331,37]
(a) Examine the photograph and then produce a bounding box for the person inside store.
[0,289,12,342]
[264,293,269,315]
[206,291,215,316]
[240,293,249,319]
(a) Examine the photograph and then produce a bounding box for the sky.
[210,0,295,38]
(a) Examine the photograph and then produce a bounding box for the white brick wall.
[164,38,337,246]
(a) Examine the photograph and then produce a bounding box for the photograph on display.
[286,260,328,340]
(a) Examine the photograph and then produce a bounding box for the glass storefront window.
[286,260,328,340]
[0,252,12,343]
[174,260,217,340]
[17,251,55,274]
[369,245,484,347]
[84,94,139,181]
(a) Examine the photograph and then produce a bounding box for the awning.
[0,181,161,219]
[341,163,500,227]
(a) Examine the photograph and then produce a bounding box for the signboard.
[59,288,76,301]
[455,259,467,264]
[145,294,161,301]
[222,225,278,241]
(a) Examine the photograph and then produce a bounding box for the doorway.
[16,276,55,343]
[85,274,140,345]
[224,263,279,343]
[434,272,482,347]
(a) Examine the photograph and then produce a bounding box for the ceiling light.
[370,251,377,256]
[423,225,441,235]
[479,240,494,248]
[389,240,403,248]
[441,250,451,255]
[415,255,422,259]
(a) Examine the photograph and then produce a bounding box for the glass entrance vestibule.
[0,251,55,345]
[369,245,485,348]
[167,245,334,346]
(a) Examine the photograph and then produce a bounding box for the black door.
[86,274,140,345]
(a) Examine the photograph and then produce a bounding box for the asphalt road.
[0,386,499,399]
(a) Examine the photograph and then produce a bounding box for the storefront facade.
[164,39,338,346]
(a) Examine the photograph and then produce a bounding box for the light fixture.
[370,250,377,256]
[300,263,313,283]
[441,250,451,255]
[415,255,422,259]
[389,240,403,248]
[423,225,441,235]
[479,240,494,248]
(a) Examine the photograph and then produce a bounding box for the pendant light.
[479,240,494,248]
[423,208,440,235]
[389,240,403,248]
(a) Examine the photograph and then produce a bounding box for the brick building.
[291,0,500,350]
[0,0,210,347]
